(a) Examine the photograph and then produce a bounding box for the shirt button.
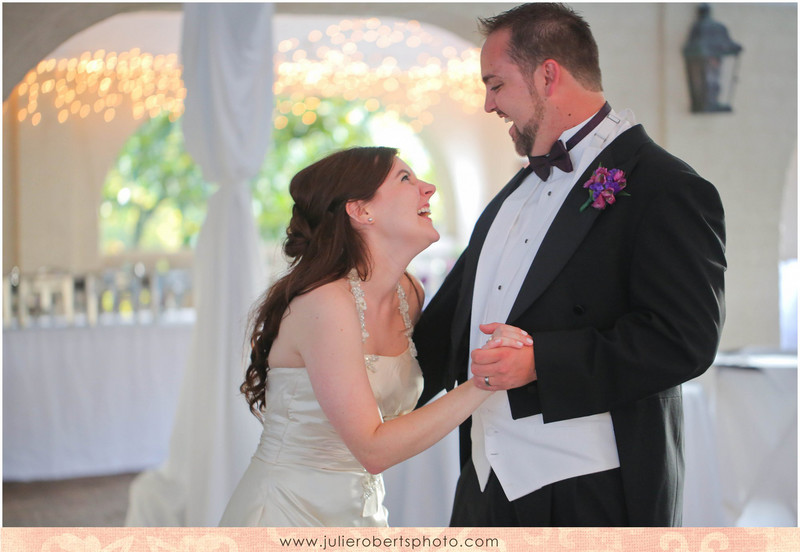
[498,285,502,290]
[547,191,552,196]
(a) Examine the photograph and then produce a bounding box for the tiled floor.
[3,472,138,527]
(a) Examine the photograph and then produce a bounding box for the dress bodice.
[255,350,422,469]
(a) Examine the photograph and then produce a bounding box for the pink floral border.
[3,527,800,552]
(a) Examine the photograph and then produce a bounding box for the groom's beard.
[513,88,545,157]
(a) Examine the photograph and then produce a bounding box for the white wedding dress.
[219,273,423,526]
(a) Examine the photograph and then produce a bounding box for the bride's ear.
[345,200,373,225]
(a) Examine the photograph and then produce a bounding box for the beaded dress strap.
[347,270,416,372]
[347,269,413,517]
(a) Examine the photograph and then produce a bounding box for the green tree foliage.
[100,113,211,254]
[100,98,432,253]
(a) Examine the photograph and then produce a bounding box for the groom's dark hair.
[479,3,603,92]
[241,147,398,418]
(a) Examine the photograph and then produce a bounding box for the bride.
[219,147,531,527]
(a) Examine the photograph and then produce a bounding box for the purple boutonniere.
[579,165,630,212]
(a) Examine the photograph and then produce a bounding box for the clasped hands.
[471,322,536,391]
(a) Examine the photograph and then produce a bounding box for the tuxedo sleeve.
[413,252,466,407]
[529,159,726,424]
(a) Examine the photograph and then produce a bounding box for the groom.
[414,3,726,526]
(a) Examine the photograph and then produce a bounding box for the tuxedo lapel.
[507,125,652,323]
[450,165,533,347]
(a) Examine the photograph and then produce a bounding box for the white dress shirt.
[469,107,635,501]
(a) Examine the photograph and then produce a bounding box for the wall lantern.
[683,3,743,113]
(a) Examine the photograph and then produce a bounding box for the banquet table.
[3,317,193,481]
[3,320,796,527]
[711,351,798,526]
[681,379,727,526]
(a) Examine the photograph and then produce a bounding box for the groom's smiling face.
[481,28,546,157]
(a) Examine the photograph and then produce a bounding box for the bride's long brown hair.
[241,146,398,418]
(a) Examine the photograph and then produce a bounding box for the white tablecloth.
[682,379,727,526]
[712,353,798,526]
[3,322,193,481]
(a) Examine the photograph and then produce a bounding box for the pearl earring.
[367,217,374,223]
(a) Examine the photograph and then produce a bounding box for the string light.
[9,17,483,131]
[11,49,185,126]
[273,17,484,130]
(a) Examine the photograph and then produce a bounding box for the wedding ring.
[484,376,491,387]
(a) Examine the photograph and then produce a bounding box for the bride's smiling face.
[364,157,439,252]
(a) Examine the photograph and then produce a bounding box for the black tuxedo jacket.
[413,125,726,526]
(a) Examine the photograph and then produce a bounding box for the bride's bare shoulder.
[271,278,358,367]
[284,278,362,360]
[288,278,355,320]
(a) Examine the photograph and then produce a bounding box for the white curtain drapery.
[125,3,274,526]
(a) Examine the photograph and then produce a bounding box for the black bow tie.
[527,102,612,181]
[528,140,572,181]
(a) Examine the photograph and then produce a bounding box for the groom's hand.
[471,323,537,391]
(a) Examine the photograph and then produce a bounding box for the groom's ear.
[345,200,372,225]
[540,59,560,97]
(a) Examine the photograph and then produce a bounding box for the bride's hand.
[478,322,533,349]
